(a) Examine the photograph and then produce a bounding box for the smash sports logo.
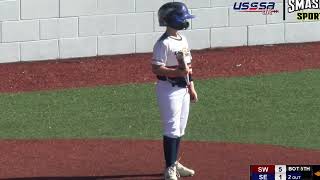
[287,0,320,20]
[233,1,279,15]
[288,0,320,12]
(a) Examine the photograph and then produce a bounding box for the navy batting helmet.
[158,2,195,30]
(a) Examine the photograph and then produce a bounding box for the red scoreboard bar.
[250,165,320,180]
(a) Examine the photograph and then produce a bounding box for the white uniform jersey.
[152,32,192,138]
[152,33,192,67]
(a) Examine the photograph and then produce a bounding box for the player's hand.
[189,88,198,103]
[175,66,190,77]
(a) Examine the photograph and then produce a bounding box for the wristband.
[189,74,193,81]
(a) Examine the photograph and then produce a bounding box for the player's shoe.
[175,161,195,177]
[164,165,179,180]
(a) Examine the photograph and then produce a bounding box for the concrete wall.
[0,0,319,63]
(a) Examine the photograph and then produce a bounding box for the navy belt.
[157,76,187,88]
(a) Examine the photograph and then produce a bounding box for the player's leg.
[156,82,185,180]
[175,90,190,160]
[179,90,190,137]
[176,90,195,177]
[156,81,184,167]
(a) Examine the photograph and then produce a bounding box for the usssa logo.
[233,1,279,15]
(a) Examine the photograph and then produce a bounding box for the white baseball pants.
[156,80,190,138]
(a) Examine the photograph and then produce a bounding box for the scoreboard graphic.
[250,165,320,180]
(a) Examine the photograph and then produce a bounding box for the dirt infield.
[1,139,320,180]
[1,42,320,93]
[1,42,320,179]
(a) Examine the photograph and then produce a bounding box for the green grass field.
[1,70,320,149]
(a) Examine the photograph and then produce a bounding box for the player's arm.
[151,64,189,77]
[189,81,198,103]
[187,64,198,103]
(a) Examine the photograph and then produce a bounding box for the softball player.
[151,2,198,180]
